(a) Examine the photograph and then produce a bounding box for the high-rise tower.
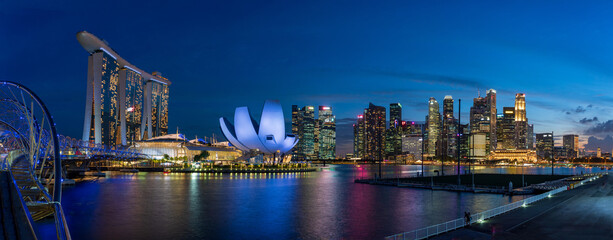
[514,93,527,149]
[318,106,336,160]
[442,96,456,157]
[364,103,386,160]
[427,97,441,156]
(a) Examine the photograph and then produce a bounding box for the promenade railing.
[385,173,603,240]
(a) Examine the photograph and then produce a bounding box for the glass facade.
[93,51,120,146]
[150,82,169,137]
[318,106,336,160]
[125,69,144,144]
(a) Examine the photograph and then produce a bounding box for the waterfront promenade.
[430,174,612,240]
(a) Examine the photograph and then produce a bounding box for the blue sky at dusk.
[3,1,613,154]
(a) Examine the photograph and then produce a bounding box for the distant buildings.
[563,134,579,159]
[77,31,170,147]
[353,103,386,160]
[292,105,336,160]
[441,96,457,158]
[536,133,554,159]
[514,93,528,149]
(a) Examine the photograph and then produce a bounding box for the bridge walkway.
[0,171,36,240]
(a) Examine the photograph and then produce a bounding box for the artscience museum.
[219,100,299,156]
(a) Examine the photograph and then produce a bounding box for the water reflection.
[39,165,608,239]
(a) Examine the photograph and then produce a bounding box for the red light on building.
[357,115,363,119]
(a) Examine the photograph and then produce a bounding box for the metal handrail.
[385,174,603,240]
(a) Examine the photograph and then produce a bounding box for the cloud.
[579,117,598,124]
[584,135,613,152]
[566,105,593,115]
[585,119,613,135]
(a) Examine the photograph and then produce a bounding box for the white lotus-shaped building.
[219,100,298,154]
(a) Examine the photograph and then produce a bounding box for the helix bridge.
[0,81,70,240]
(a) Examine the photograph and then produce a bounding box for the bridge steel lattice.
[0,81,70,240]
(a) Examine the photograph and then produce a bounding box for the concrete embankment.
[429,174,610,240]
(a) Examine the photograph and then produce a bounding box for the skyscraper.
[427,97,441,157]
[364,103,386,160]
[441,96,456,158]
[353,115,365,158]
[501,107,515,149]
[536,133,554,159]
[78,31,170,146]
[469,95,489,159]
[563,134,579,159]
[291,106,316,160]
[318,106,336,160]
[486,89,497,151]
[389,103,402,128]
[527,124,534,149]
[387,103,403,157]
[514,93,528,149]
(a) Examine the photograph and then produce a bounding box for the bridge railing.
[385,174,603,240]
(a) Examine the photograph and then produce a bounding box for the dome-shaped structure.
[219,100,298,154]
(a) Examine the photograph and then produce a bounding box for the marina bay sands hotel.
[77,31,170,146]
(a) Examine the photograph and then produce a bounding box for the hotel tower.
[77,31,171,146]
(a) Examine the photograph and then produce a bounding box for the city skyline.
[4,1,613,155]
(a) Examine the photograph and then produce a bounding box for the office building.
[386,103,403,157]
[514,93,528,149]
[353,115,365,158]
[364,103,386,160]
[500,107,515,149]
[527,124,534,149]
[318,106,336,160]
[427,97,441,157]
[292,105,316,160]
[563,134,579,159]
[536,133,554,159]
[441,96,456,158]
[78,31,171,146]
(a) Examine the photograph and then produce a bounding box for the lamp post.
[421,124,425,177]
[551,131,554,176]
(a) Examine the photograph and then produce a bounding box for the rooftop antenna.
[478,89,481,98]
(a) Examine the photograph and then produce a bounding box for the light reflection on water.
[37,165,607,239]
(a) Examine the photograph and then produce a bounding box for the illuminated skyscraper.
[78,31,170,146]
[536,133,553,159]
[427,97,441,156]
[353,115,365,158]
[318,106,336,159]
[527,124,534,149]
[389,103,402,128]
[386,103,403,157]
[364,103,386,160]
[441,96,456,157]
[514,93,528,149]
[501,107,515,149]
[486,89,497,151]
[563,134,579,158]
[292,105,316,160]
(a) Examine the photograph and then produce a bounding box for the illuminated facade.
[292,105,316,160]
[353,115,365,158]
[130,134,241,161]
[500,107,515,149]
[563,134,579,158]
[78,31,171,146]
[488,149,537,162]
[427,97,440,156]
[219,100,298,155]
[318,106,336,160]
[386,103,403,157]
[441,96,456,157]
[364,103,386,160]
[514,93,527,149]
[536,133,554,159]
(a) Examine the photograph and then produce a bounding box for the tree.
[163,154,170,160]
[194,150,210,161]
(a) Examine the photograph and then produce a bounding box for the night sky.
[3,1,613,155]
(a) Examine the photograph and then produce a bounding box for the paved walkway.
[431,174,613,240]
